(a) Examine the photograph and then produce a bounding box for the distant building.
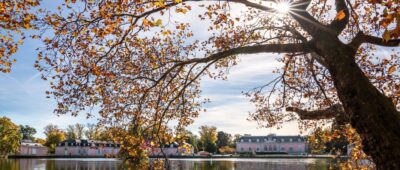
[236,134,307,154]
[55,139,120,156]
[149,142,194,156]
[18,140,48,156]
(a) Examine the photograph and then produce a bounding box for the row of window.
[240,146,294,152]
[240,138,302,143]
[59,143,120,147]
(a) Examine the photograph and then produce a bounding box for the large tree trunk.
[319,38,400,169]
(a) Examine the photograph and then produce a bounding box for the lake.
[0,158,337,170]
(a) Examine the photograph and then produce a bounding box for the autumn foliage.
[1,0,400,168]
[0,0,39,73]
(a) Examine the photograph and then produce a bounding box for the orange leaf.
[336,10,346,20]
[388,65,397,74]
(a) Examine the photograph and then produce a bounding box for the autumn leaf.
[336,10,346,20]
[383,30,391,42]
[388,65,397,74]
[176,8,187,14]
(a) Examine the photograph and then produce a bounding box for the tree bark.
[317,37,400,169]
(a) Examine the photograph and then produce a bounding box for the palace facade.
[236,134,307,154]
[55,139,120,156]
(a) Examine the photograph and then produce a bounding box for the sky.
[0,1,304,139]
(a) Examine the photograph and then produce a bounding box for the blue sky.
[0,1,304,139]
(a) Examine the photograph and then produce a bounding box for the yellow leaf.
[335,10,346,20]
[176,8,187,14]
[142,19,150,27]
[388,65,397,74]
[383,30,391,42]
[17,39,23,45]
[161,30,171,36]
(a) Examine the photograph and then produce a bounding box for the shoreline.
[7,154,346,159]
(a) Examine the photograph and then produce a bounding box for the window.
[281,139,284,142]
[273,146,277,151]
[298,138,301,142]
[249,147,252,151]
[241,139,243,142]
[241,147,244,151]
[264,139,267,142]
[289,147,293,152]
[256,139,259,142]
[289,138,293,142]
[281,147,285,151]
[273,138,277,142]
[257,148,259,151]
[249,139,251,142]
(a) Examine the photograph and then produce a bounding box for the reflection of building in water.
[168,159,330,170]
[18,140,48,156]
[55,139,120,156]
[236,134,307,154]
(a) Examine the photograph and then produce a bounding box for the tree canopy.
[19,125,37,140]
[1,0,400,168]
[0,0,39,73]
[43,124,66,153]
[0,117,21,158]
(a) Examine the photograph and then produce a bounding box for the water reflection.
[0,158,334,170]
[170,158,335,170]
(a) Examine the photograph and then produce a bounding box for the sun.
[274,2,291,13]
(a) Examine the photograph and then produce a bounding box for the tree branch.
[286,104,349,124]
[328,0,350,34]
[181,43,313,65]
[350,32,400,48]
[289,0,335,37]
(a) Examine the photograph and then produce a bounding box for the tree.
[184,130,199,153]
[0,117,21,158]
[66,123,85,139]
[199,126,218,153]
[35,138,46,145]
[0,0,39,73]
[232,134,242,148]
[85,123,99,140]
[218,146,236,155]
[65,125,77,140]
[19,125,36,141]
[37,0,400,168]
[216,131,232,149]
[74,123,85,139]
[43,124,65,153]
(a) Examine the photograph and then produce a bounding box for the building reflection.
[0,158,334,170]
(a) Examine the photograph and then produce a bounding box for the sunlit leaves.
[0,117,21,156]
[0,0,39,73]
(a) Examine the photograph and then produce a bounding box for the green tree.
[19,125,36,141]
[216,131,232,149]
[184,131,199,153]
[43,124,65,153]
[0,117,21,158]
[199,126,218,153]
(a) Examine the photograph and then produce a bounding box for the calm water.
[0,158,336,170]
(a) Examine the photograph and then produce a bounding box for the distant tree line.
[185,126,242,154]
[3,116,348,156]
